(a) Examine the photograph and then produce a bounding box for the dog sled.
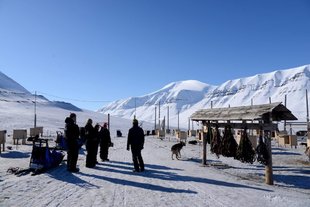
[55,130,85,151]
[29,138,65,174]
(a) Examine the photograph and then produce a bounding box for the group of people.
[64,113,112,172]
[84,119,112,168]
[64,113,145,173]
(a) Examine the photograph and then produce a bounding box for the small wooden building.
[190,102,297,185]
[0,130,6,153]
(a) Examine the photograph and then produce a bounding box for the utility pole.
[134,97,136,117]
[154,106,157,131]
[108,113,110,131]
[284,95,287,132]
[177,110,180,131]
[167,105,170,132]
[306,89,309,123]
[158,101,161,130]
[306,89,310,147]
[34,91,37,128]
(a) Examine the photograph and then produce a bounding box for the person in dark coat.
[65,113,80,172]
[127,118,145,172]
[99,123,112,162]
[84,119,97,168]
[94,123,100,164]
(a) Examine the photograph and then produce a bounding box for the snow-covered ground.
[0,97,310,207]
[1,132,309,207]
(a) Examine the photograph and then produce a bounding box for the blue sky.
[0,0,309,110]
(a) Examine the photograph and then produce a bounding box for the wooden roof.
[190,102,297,122]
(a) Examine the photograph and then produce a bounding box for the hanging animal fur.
[206,126,212,144]
[236,127,256,164]
[221,125,238,158]
[210,125,222,158]
[256,135,269,165]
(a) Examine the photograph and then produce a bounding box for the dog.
[171,141,186,160]
[188,140,198,145]
[300,142,308,147]
[305,147,310,161]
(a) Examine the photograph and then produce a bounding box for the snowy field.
[1,132,309,207]
[0,101,310,207]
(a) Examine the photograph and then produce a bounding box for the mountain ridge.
[99,64,310,128]
[0,71,82,112]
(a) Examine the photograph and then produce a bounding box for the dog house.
[176,131,187,142]
[191,102,297,185]
[188,130,197,137]
[13,129,27,145]
[0,130,6,153]
[30,127,43,137]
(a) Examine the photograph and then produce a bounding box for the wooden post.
[202,121,207,166]
[265,114,274,185]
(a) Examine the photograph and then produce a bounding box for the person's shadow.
[90,160,272,193]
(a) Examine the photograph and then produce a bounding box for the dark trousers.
[131,148,144,171]
[86,141,97,167]
[100,144,109,160]
[67,143,79,170]
[94,141,99,162]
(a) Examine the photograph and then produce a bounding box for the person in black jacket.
[94,123,100,164]
[84,119,97,168]
[99,123,112,162]
[65,113,80,172]
[127,118,145,172]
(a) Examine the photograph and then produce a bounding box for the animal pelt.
[305,147,310,161]
[171,141,186,160]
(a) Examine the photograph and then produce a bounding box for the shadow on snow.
[0,150,31,159]
[94,161,272,193]
[46,164,99,189]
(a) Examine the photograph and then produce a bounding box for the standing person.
[94,123,100,164]
[65,113,80,172]
[127,118,145,172]
[84,119,97,168]
[99,123,112,162]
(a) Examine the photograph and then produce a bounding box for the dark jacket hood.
[65,117,74,124]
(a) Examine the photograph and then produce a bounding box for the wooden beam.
[202,122,277,131]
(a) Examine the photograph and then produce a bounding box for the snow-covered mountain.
[99,64,310,129]
[0,71,153,135]
[0,71,30,93]
[0,71,81,111]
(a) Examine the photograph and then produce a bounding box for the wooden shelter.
[190,102,297,185]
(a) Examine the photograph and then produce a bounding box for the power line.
[34,91,113,103]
